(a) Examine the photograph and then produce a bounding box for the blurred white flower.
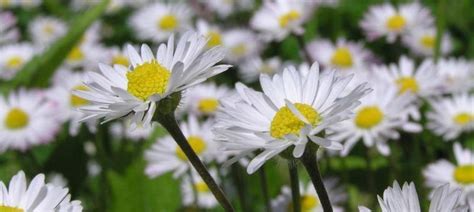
[106,45,130,67]
[195,19,223,49]
[205,0,253,18]
[109,121,156,141]
[239,56,283,83]
[435,58,474,94]
[0,43,35,80]
[0,11,19,45]
[29,16,68,47]
[181,169,219,209]
[180,82,232,117]
[222,29,262,63]
[403,27,452,57]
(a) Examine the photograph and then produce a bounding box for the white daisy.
[74,31,230,128]
[238,56,283,83]
[250,0,315,41]
[205,0,253,18]
[106,45,130,67]
[403,27,452,57]
[180,82,232,117]
[109,121,156,141]
[329,72,421,156]
[222,29,262,63]
[427,93,474,140]
[63,43,108,70]
[0,171,83,212]
[28,16,68,47]
[181,169,219,209]
[0,89,60,152]
[0,43,35,80]
[144,115,217,178]
[195,19,223,49]
[423,142,474,203]
[271,178,347,212]
[360,2,433,43]
[129,2,192,42]
[214,62,371,174]
[306,38,373,72]
[435,58,474,94]
[0,11,19,45]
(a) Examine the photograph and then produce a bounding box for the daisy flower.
[144,116,217,178]
[238,56,283,83]
[64,43,107,70]
[109,121,156,141]
[0,11,19,45]
[222,29,262,63]
[250,0,315,41]
[306,38,373,72]
[180,82,232,117]
[0,171,83,212]
[205,0,253,18]
[0,89,60,152]
[423,142,474,203]
[28,16,68,47]
[74,31,230,128]
[359,2,433,43]
[403,27,452,57]
[195,19,223,49]
[129,2,192,42]
[106,45,130,67]
[181,169,219,209]
[0,43,35,80]
[214,62,371,174]
[435,58,474,94]
[427,93,474,140]
[271,178,347,212]
[329,73,421,156]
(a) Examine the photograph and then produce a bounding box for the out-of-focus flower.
[130,2,192,42]
[239,56,283,83]
[181,169,219,209]
[0,0,41,8]
[250,0,315,41]
[74,31,230,128]
[0,89,60,152]
[205,0,253,18]
[436,58,474,94]
[360,2,433,43]
[427,93,474,140]
[180,82,232,117]
[106,45,130,67]
[110,121,156,141]
[48,172,68,187]
[222,29,261,63]
[0,43,35,80]
[144,116,218,178]
[403,27,452,57]
[195,19,223,49]
[64,44,108,70]
[0,11,19,45]
[271,178,347,212]
[29,16,68,47]
[214,63,370,174]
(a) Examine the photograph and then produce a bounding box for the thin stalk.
[231,164,248,211]
[187,169,199,207]
[259,165,271,212]
[294,34,313,64]
[364,148,376,207]
[300,149,333,212]
[288,159,301,212]
[156,113,234,211]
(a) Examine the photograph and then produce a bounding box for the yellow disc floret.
[420,35,435,49]
[126,61,171,101]
[206,31,222,48]
[231,44,247,57]
[270,103,320,139]
[396,77,419,94]
[158,14,178,31]
[194,182,210,193]
[112,54,129,67]
[279,10,301,28]
[70,85,90,107]
[176,136,207,161]
[0,206,24,212]
[198,98,219,114]
[453,165,474,185]
[331,47,353,68]
[453,113,473,126]
[67,46,84,62]
[6,56,23,69]
[386,14,406,32]
[4,108,29,130]
[301,195,319,211]
[355,106,384,129]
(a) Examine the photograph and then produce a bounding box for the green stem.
[231,164,248,211]
[300,149,333,212]
[364,148,376,207]
[434,0,446,61]
[288,159,301,212]
[156,113,234,212]
[259,165,271,212]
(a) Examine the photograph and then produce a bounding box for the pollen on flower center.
[231,44,247,57]
[206,31,222,48]
[386,14,406,31]
[279,10,301,28]
[126,61,171,101]
[453,165,474,184]
[4,107,29,130]
[260,64,274,74]
[198,98,219,114]
[0,205,24,212]
[331,47,353,68]
[396,77,419,94]
[6,56,23,69]
[194,182,210,193]
[301,195,319,210]
[270,103,320,139]
[112,54,129,67]
[453,112,472,126]
[176,136,207,161]
[43,24,55,35]
[67,46,84,62]
[158,14,178,31]
[355,106,384,129]
[420,35,435,49]
[70,85,90,107]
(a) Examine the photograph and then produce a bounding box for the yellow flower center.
[355,106,384,129]
[176,136,207,161]
[67,46,84,62]
[70,85,90,107]
[279,10,301,28]
[158,14,178,31]
[4,108,29,130]
[0,206,23,212]
[330,47,353,68]
[231,44,247,57]
[198,98,219,114]
[396,77,419,94]
[194,182,210,193]
[420,35,435,49]
[386,14,406,32]
[6,56,23,69]
[453,165,474,185]
[260,64,275,74]
[43,24,55,35]
[301,195,319,211]
[0,0,11,6]
[270,103,320,139]
[112,54,129,67]
[453,113,473,126]
[206,31,222,48]
[126,61,171,101]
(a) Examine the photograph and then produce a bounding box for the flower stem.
[156,113,234,212]
[293,34,313,64]
[259,165,271,212]
[231,164,248,211]
[300,149,333,212]
[288,159,301,212]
